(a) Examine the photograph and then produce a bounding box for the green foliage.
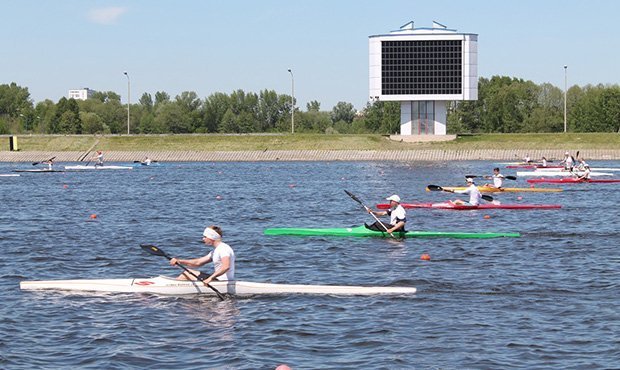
[331,102,356,124]
[3,77,619,136]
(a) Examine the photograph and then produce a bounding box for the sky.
[2,0,620,111]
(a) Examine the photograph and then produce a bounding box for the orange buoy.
[63,184,68,189]
[215,195,222,200]
[420,253,431,261]
[517,196,523,201]
[90,214,97,219]
[289,184,296,188]
[484,215,491,219]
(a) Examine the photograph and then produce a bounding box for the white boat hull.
[64,165,133,170]
[533,167,620,172]
[516,171,613,177]
[19,276,416,296]
[1,174,20,177]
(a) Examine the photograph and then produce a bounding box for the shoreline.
[2,149,620,162]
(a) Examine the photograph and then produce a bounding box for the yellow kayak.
[426,186,562,193]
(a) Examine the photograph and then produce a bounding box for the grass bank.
[1,133,619,152]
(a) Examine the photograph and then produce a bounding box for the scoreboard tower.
[369,21,478,135]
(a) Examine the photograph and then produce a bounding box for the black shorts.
[197,271,218,281]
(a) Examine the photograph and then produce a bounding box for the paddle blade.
[427,185,443,192]
[481,194,494,202]
[506,175,517,180]
[465,175,479,178]
[140,244,170,258]
[344,189,363,205]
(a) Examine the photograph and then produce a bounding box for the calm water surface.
[1,160,618,369]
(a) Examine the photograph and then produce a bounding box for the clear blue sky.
[2,0,619,111]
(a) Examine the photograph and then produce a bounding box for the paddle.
[140,244,226,301]
[32,156,55,166]
[344,190,396,239]
[465,175,517,180]
[427,185,494,202]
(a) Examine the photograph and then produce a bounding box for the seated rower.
[447,178,482,206]
[483,167,505,190]
[574,164,591,182]
[366,194,407,233]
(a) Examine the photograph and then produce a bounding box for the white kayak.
[19,275,417,296]
[64,165,133,171]
[534,167,620,172]
[1,174,20,177]
[516,171,613,177]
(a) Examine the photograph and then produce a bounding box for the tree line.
[1,76,619,135]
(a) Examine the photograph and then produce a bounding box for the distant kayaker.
[575,158,588,171]
[484,167,505,189]
[42,158,54,170]
[169,225,235,285]
[560,151,574,171]
[92,151,104,167]
[366,194,407,233]
[540,156,548,167]
[523,154,532,164]
[574,162,591,181]
[446,178,482,206]
[141,157,152,166]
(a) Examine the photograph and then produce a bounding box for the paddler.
[560,151,574,171]
[446,177,482,206]
[366,194,407,233]
[169,225,235,285]
[92,150,104,167]
[42,158,55,171]
[574,163,591,181]
[483,167,505,189]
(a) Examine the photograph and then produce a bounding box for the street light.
[288,68,294,134]
[563,65,567,133]
[124,71,130,135]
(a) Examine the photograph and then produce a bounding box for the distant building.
[68,88,96,100]
[369,21,478,135]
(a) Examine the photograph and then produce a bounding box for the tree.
[139,93,154,112]
[331,101,356,124]
[50,97,82,133]
[307,100,321,112]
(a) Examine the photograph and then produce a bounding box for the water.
[1,161,619,369]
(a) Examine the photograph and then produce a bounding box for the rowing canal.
[1,160,618,369]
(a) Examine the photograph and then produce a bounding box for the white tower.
[369,21,478,135]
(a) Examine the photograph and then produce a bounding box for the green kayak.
[264,225,520,239]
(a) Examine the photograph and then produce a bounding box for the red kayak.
[527,178,620,184]
[376,202,561,210]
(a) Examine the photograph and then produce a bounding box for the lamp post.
[288,68,294,134]
[563,65,567,133]
[124,71,130,135]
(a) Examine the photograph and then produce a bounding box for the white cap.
[565,151,570,155]
[466,177,475,183]
[203,227,221,240]
[386,194,401,203]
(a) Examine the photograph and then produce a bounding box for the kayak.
[264,225,520,239]
[0,174,20,177]
[534,167,620,172]
[64,165,133,171]
[516,171,613,177]
[376,202,561,210]
[506,165,563,169]
[19,275,417,296]
[426,186,562,193]
[12,169,65,173]
[527,178,620,184]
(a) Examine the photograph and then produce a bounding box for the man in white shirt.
[367,194,407,233]
[170,225,235,284]
[449,178,482,206]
